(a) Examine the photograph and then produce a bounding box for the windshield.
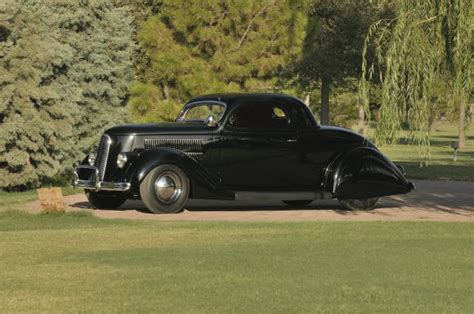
[177,102,226,123]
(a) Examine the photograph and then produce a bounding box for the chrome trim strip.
[95,134,112,181]
[73,165,130,192]
[186,152,204,156]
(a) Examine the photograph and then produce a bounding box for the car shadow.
[70,198,399,215]
[69,180,474,217]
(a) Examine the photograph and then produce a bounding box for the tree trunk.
[320,75,330,124]
[304,94,310,107]
[163,84,170,100]
[357,104,365,134]
[458,88,466,149]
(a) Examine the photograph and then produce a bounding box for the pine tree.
[130,0,308,122]
[0,0,135,189]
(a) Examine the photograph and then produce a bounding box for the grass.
[0,211,472,313]
[0,186,76,210]
[369,121,474,181]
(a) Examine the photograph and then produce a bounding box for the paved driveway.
[27,180,474,222]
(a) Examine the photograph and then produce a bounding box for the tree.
[0,0,135,189]
[129,0,308,122]
[360,0,472,151]
[294,0,387,126]
[120,0,163,84]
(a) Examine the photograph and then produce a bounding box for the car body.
[73,93,414,213]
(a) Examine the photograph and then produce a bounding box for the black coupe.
[74,93,414,213]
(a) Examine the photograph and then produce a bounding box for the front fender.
[126,148,233,200]
[325,147,414,199]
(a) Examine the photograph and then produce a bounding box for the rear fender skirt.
[325,147,414,199]
[126,148,234,200]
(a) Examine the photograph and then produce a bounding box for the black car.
[74,93,414,213]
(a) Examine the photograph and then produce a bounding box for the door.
[217,102,316,190]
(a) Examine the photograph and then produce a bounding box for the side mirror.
[205,115,218,127]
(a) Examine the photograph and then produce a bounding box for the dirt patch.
[25,180,473,222]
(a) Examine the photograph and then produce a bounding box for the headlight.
[116,152,128,168]
[88,151,96,166]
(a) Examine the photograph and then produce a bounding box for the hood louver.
[144,138,203,155]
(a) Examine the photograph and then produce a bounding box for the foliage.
[297,0,380,86]
[292,0,392,124]
[0,0,135,189]
[128,81,179,122]
[130,0,309,122]
[118,0,163,83]
[360,0,472,154]
[328,85,360,128]
[304,79,362,128]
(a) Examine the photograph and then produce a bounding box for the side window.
[180,103,225,122]
[227,104,292,130]
[271,106,290,127]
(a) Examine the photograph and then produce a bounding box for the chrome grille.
[144,138,203,155]
[95,134,111,180]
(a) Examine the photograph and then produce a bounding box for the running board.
[234,191,332,201]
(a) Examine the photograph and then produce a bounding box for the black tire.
[338,197,379,211]
[85,190,127,209]
[283,200,313,207]
[140,164,190,214]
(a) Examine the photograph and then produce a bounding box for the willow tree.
[360,0,472,152]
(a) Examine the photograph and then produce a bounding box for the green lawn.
[378,122,474,181]
[0,211,472,313]
[0,186,77,211]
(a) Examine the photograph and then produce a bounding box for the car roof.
[185,93,318,127]
[187,93,305,108]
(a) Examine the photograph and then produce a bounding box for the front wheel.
[338,197,379,211]
[85,190,127,209]
[140,164,190,214]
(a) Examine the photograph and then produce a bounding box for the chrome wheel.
[140,164,190,214]
[154,171,182,204]
[338,197,379,211]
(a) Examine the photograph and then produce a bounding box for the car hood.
[105,122,214,135]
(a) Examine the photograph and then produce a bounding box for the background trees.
[295,0,372,125]
[0,0,472,189]
[129,0,308,122]
[360,0,472,151]
[0,0,134,189]
[288,0,394,130]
